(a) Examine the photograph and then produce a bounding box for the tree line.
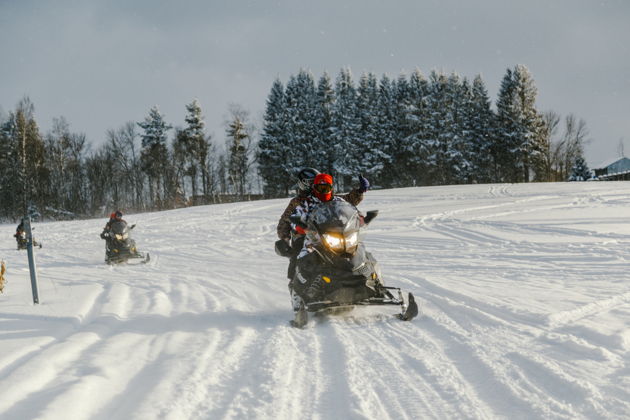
[257,65,590,196]
[0,99,257,221]
[1,64,590,221]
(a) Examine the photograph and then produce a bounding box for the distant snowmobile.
[101,221,149,265]
[282,200,418,328]
[14,231,42,250]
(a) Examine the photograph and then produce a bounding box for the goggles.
[313,183,333,194]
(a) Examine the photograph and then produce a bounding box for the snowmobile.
[15,231,42,250]
[280,200,418,328]
[102,221,149,264]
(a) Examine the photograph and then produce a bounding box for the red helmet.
[313,173,333,202]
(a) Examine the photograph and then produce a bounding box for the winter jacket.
[277,188,364,242]
[102,218,127,237]
[289,188,364,257]
[277,194,309,242]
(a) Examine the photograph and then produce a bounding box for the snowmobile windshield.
[308,200,361,255]
[110,220,130,240]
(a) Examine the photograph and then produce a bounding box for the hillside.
[1,182,629,419]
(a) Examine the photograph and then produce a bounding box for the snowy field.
[1,182,629,420]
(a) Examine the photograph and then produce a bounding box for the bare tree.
[106,122,144,210]
[559,114,589,180]
[537,110,560,181]
[224,104,258,197]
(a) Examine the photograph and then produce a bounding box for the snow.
[1,182,630,419]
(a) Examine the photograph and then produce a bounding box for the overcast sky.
[1,0,628,166]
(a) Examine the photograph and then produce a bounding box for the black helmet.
[296,167,320,192]
[114,210,123,219]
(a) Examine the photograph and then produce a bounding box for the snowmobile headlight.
[345,232,358,248]
[344,231,359,254]
[322,233,344,252]
[115,233,128,240]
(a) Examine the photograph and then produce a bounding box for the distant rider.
[101,210,126,241]
[15,221,24,238]
[14,221,25,247]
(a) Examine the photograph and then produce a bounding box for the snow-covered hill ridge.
[1,182,629,419]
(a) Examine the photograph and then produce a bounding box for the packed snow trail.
[1,182,629,419]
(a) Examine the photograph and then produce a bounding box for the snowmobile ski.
[397,292,419,321]
[290,303,308,328]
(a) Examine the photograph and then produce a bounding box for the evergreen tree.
[355,72,385,180]
[375,74,399,187]
[331,68,361,189]
[495,68,519,181]
[423,71,450,184]
[138,106,172,208]
[467,75,496,183]
[396,72,429,186]
[513,65,546,182]
[458,78,476,183]
[313,72,335,175]
[569,156,591,181]
[495,65,544,182]
[401,69,431,185]
[442,73,470,184]
[175,99,212,200]
[284,70,319,179]
[257,78,291,197]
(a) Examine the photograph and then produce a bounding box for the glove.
[358,174,370,193]
[100,232,109,239]
[275,239,292,257]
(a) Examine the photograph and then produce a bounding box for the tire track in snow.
[191,324,317,420]
[420,305,563,419]
[328,317,484,419]
[418,284,615,419]
[546,291,630,330]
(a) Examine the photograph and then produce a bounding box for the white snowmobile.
[279,200,418,328]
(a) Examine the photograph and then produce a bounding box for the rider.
[276,168,320,310]
[15,221,24,238]
[14,221,25,247]
[292,173,369,257]
[101,210,125,241]
[288,172,370,305]
[276,167,320,256]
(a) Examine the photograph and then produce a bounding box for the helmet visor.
[313,183,333,194]
[297,178,313,191]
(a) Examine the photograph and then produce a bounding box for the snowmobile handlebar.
[364,210,379,225]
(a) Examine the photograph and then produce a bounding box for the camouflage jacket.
[276,188,364,242]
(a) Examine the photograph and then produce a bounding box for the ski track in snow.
[1,182,630,419]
